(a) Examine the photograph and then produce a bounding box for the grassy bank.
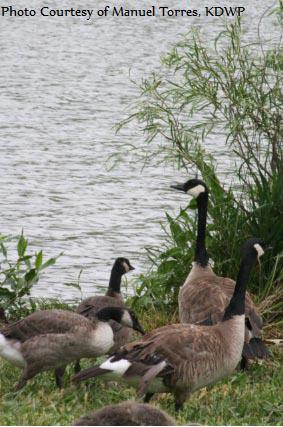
[0,308,282,426]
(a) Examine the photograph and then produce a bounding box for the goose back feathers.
[180,275,263,334]
[73,401,175,426]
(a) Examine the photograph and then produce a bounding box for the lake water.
[0,0,277,301]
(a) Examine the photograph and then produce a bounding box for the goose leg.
[15,367,36,391]
[240,356,249,370]
[143,392,154,403]
[74,360,81,374]
[55,366,66,388]
[174,401,184,412]
[174,390,189,412]
[15,374,28,391]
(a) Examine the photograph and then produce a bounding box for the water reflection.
[0,0,276,300]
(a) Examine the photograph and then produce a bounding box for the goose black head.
[96,307,145,335]
[170,178,208,198]
[113,257,135,275]
[241,237,269,260]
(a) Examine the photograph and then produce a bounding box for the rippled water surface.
[0,0,277,300]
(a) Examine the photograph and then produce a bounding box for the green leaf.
[35,251,43,270]
[24,269,37,283]
[166,213,184,244]
[187,199,198,210]
[157,259,178,274]
[0,242,7,258]
[0,287,15,298]
[18,255,33,262]
[17,234,28,257]
[40,252,63,271]
[160,247,181,260]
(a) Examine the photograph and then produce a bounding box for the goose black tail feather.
[242,338,269,360]
[72,366,109,383]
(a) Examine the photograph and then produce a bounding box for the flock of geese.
[0,178,270,426]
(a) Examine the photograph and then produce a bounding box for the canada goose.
[171,178,268,366]
[75,258,134,373]
[73,238,266,411]
[0,307,144,390]
[73,401,176,426]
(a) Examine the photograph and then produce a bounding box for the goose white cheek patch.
[123,262,130,273]
[254,243,264,258]
[100,357,131,375]
[187,184,206,198]
[122,311,133,328]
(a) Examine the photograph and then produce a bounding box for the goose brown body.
[0,310,115,389]
[76,258,134,352]
[74,317,245,408]
[77,295,130,352]
[180,265,263,342]
[0,307,143,390]
[2,309,95,340]
[120,318,244,387]
[172,179,267,362]
[73,238,266,410]
[73,401,176,426]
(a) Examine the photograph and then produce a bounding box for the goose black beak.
[129,265,135,271]
[170,183,186,192]
[135,323,146,335]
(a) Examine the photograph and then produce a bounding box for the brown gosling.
[73,401,176,426]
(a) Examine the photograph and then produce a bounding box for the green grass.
[0,309,282,426]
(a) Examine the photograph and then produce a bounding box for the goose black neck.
[195,192,209,267]
[108,265,122,294]
[223,253,257,321]
[96,307,122,323]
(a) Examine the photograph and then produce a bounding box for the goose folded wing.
[1,317,43,341]
[244,294,263,338]
[1,310,92,341]
[218,279,263,334]
[113,324,217,375]
[21,332,87,371]
[77,297,123,317]
[181,280,230,325]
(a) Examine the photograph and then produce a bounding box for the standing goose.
[73,401,176,426]
[0,307,144,390]
[75,257,135,372]
[171,179,268,365]
[73,238,266,410]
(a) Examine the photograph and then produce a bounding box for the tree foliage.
[121,11,282,325]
